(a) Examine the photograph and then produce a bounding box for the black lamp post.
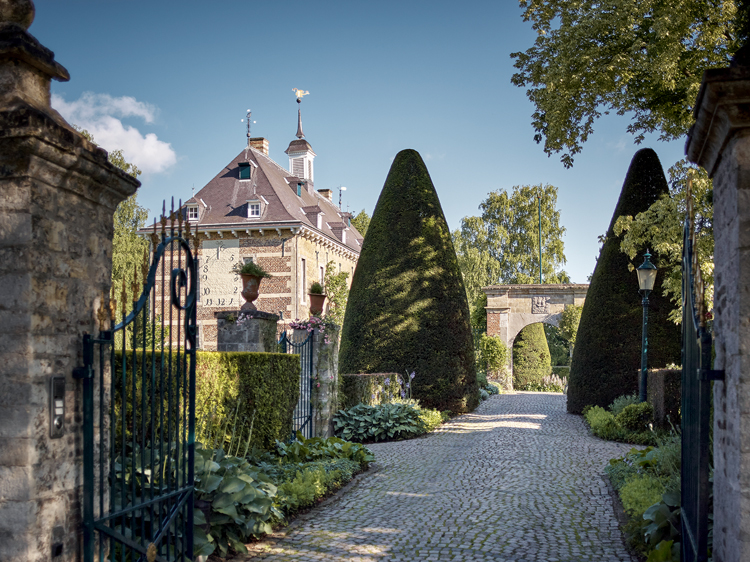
[636,250,657,403]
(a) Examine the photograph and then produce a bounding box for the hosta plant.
[193,444,281,558]
[333,403,426,443]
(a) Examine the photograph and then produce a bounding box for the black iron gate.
[279,329,314,439]
[76,207,197,562]
[681,184,722,562]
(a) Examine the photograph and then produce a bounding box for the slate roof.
[181,146,363,253]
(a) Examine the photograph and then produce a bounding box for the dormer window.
[247,200,261,218]
[187,205,199,221]
[238,162,251,180]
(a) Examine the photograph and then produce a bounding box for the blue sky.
[33,0,686,283]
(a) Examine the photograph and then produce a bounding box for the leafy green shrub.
[333,403,426,442]
[617,402,655,432]
[275,459,360,513]
[195,351,300,450]
[610,393,640,416]
[485,381,501,395]
[479,388,490,401]
[512,323,551,389]
[620,473,665,518]
[585,406,623,441]
[274,434,374,468]
[193,445,281,558]
[478,333,509,378]
[477,371,501,395]
[568,149,681,414]
[338,149,478,413]
[418,407,444,432]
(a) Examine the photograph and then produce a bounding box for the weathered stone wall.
[214,310,279,352]
[310,326,339,438]
[0,5,139,560]
[686,60,750,562]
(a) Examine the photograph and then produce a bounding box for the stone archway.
[482,284,589,388]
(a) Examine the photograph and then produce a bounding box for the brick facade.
[196,230,357,350]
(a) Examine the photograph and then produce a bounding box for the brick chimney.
[248,137,269,155]
[317,189,333,201]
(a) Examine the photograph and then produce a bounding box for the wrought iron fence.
[279,329,314,439]
[76,204,197,562]
[681,182,722,562]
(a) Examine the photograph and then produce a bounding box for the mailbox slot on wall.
[50,376,65,438]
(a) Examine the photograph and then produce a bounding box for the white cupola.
[284,99,316,184]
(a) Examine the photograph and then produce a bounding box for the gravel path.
[243,392,637,562]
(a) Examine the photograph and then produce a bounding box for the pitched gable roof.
[183,146,363,253]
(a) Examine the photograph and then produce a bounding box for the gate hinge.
[699,369,725,381]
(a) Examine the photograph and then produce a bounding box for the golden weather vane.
[292,88,310,100]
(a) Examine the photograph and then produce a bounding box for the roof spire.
[292,88,309,139]
[296,104,304,139]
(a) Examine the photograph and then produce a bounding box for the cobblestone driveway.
[244,392,636,562]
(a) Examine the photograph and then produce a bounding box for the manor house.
[178,111,362,350]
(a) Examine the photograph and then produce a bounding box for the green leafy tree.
[544,324,570,367]
[452,219,502,307]
[558,304,583,346]
[614,160,714,324]
[77,128,147,316]
[339,149,478,413]
[323,260,350,327]
[459,184,569,286]
[511,0,740,167]
[350,209,371,237]
[513,323,551,389]
[568,149,681,414]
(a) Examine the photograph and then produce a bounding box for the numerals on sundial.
[200,239,241,308]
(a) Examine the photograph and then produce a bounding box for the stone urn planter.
[240,274,262,310]
[308,292,327,316]
[233,261,272,311]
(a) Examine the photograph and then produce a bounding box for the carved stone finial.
[0,0,35,30]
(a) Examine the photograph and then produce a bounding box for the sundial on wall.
[200,239,241,308]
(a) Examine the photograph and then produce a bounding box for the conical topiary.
[567,149,681,414]
[512,323,551,390]
[338,149,478,413]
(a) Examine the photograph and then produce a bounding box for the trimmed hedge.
[195,351,300,450]
[512,323,551,390]
[338,149,478,413]
[340,373,401,410]
[568,149,680,414]
[114,350,300,451]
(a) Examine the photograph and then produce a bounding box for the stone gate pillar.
[0,2,139,561]
[686,54,750,562]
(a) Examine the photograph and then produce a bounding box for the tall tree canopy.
[78,128,147,314]
[511,0,740,167]
[614,160,714,324]
[457,184,569,289]
[350,209,371,237]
